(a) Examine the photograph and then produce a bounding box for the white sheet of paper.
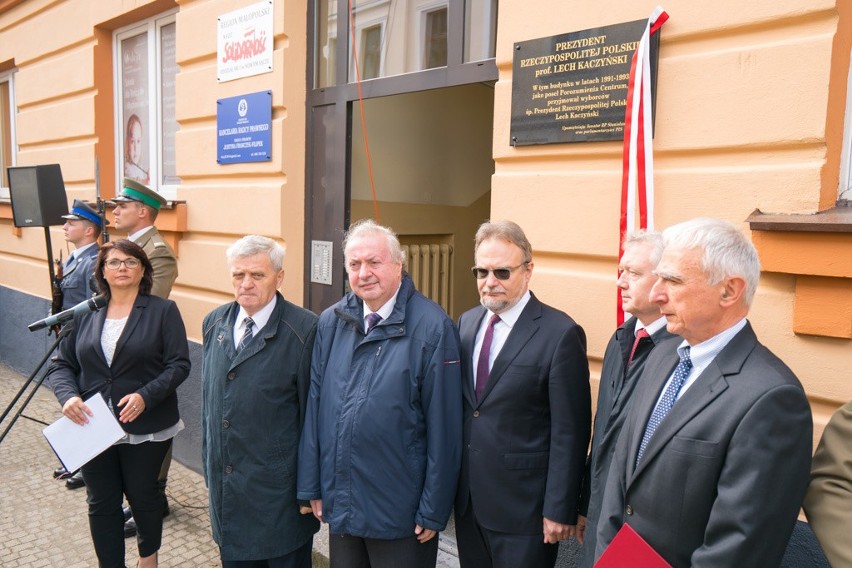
[42,394,126,472]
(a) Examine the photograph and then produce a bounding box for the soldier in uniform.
[111,178,177,299]
[59,199,106,309]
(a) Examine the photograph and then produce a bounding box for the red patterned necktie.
[627,328,650,368]
[475,314,501,400]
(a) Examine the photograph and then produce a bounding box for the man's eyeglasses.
[471,263,527,280]
[105,258,141,270]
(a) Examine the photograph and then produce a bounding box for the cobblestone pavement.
[0,363,462,568]
[0,363,220,567]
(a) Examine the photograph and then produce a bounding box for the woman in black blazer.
[48,239,190,568]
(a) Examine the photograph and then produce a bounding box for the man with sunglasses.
[454,220,591,568]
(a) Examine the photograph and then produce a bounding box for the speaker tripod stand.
[0,323,72,445]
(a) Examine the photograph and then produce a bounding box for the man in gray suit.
[596,217,812,567]
[577,230,674,567]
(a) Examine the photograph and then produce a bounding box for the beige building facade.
[1,0,850,468]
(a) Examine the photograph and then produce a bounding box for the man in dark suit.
[202,235,319,567]
[454,220,590,568]
[596,217,813,567]
[577,230,674,567]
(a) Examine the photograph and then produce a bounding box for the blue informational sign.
[217,90,272,164]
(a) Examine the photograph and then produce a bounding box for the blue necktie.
[636,346,692,465]
[238,317,255,351]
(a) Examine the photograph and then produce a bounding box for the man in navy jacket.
[297,220,462,568]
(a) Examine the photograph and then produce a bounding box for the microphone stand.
[0,323,73,446]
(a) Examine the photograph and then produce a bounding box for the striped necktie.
[238,317,255,351]
[366,312,382,332]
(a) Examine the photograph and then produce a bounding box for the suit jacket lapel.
[606,320,635,418]
[211,303,239,367]
[631,363,729,481]
[478,295,542,405]
[629,324,758,483]
[459,307,486,408]
[91,305,109,365]
[64,254,79,276]
[112,295,148,362]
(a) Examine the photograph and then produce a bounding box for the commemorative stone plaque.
[510,19,660,146]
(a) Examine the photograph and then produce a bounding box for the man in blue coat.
[202,235,319,567]
[297,219,463,568]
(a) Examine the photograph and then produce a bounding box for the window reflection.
[361,24,383,79]
[316,0,496,84]
[465,0,497,63]
[349,0,449,81]
[316,0,337,87]
[424,8,448,69]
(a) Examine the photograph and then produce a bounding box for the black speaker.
[7,164,69,227]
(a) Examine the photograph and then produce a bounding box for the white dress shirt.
[233,296,277,349]
[652,317,748,408]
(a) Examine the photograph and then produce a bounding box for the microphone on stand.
[28,294,108,332]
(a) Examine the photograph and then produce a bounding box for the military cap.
[61,199,108,226]
[112,178,168,210]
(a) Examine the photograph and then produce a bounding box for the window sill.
[748,206,852,339]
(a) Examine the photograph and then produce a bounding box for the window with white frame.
[114,12,179,199]
[422,7,448,69]
[0,72,15,199]
[840,60,852,204]
[360,24,383,80]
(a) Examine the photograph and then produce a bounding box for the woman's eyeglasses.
[471,263,527,280]
[105,258,141,270]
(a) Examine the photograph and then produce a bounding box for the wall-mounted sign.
[510,19,660,146]
[217,0,274,83]
[217,91,272,164]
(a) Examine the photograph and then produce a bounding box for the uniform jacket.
[455,292,591,535]
[202,293,319,560]
[296,274,463,539]
[133,227,177,299]
[60,244,98,309]
[48,294,190,435]
[596,323,813,568]
[578,317,676,568]
[804,401,852,568]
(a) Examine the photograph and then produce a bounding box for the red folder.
[595,523,671,567]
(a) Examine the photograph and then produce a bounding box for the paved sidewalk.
[0,363,460,567]
[0,363,220,567]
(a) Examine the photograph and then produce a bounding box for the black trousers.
[220,540,312,568]
[329,532,439,568]
[82,439,172,567]
[455,501,558,568]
